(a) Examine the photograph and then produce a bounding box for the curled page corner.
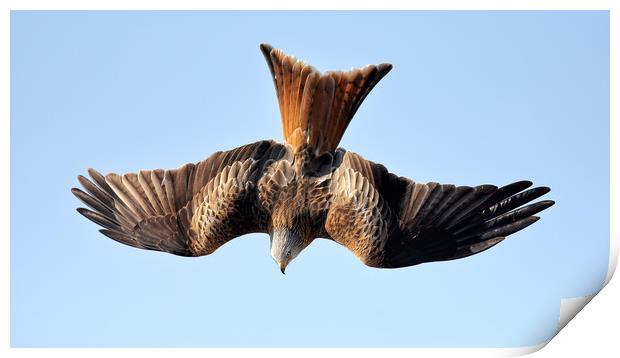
[520,294,598,356]
[543,231,618,350]
[556,294,596,335]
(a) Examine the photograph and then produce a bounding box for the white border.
[3,1,617,357]
[2,0,617,11]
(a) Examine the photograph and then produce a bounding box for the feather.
[77,175,114,208]
[71,187,115,218]
[77,207,120,231]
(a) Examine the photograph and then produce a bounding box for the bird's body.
[72,43,554,273]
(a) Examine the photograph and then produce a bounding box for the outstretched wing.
[72,140,291,256]
[324,151,554,268]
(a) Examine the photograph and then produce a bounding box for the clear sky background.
[11,11,609,347]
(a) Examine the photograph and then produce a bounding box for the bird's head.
[270,228,308,274]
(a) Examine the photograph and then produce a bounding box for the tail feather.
[260,43,392,155]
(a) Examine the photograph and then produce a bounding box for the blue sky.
[11,11,609,347]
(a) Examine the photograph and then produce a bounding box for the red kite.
[72,44,554,273]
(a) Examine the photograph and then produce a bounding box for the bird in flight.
[72,43,554,274]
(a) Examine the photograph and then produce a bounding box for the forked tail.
[260,43,392,156]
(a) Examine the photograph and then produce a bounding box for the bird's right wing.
[324,151,554,268]
[72,140,291,256]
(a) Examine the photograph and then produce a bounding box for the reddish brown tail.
[260,43,392,156]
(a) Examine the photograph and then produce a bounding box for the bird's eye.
[286,251,291,258]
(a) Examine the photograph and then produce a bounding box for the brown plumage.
[72,43,554,273]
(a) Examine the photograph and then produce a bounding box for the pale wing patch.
[397,181,433,231]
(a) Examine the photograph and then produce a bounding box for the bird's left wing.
[72,140,291,256]
[324,151,554,268]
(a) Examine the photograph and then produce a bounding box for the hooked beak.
[279,261,287,275]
